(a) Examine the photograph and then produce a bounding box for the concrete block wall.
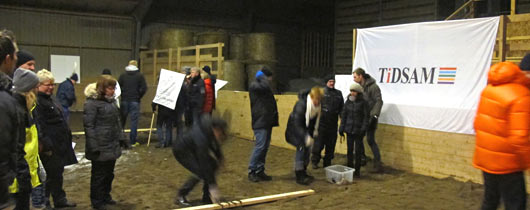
[215,90,530,190]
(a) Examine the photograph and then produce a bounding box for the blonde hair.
[21,91,36,111]
[36,69,54,83]
[309,86,324,101]
[190,67,201,74]
[128,60,137,66]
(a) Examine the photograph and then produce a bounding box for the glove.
[304,135,314,148]
[208,185,221,203]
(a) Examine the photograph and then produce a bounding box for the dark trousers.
[178,176,210,202]
[347,133,363,175]
[13,191,30,210]
[481,171,526,210]
[185,109,201,127]
[311,128,337,166]
[90,160,116,208]
[360,118,381,162]
[41,155,67,206]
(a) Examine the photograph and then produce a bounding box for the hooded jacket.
[202,78,214,113]
[83,83,126,161]
[362,74,383,118]
[339,95,369,135]
[473,62,530,174]
[172,115,223,185]
[187,76,205,112]
[249,75,279,129]
[118,69,147,102]
[285,89,321,147]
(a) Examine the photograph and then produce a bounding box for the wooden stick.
[71,128,157,136]
[174,189,315,210]
[147,112,156,147]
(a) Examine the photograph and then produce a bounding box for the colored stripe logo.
[438,67,456,84]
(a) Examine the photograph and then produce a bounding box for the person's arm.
[83,102,100,154]
[339,101,347,136]
[361,100,370,133]
[292,101,308,146]
[197,80,205,110]
[370,85,383,118]
[32,105,54,153]
[66,83,76,105]
[508,96,530,165]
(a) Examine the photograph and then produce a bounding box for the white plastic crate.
[325,165,355,184]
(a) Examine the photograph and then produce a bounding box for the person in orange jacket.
[473,61,530,210]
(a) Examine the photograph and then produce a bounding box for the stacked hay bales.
[154,29,194,49]
[244,33,277,91]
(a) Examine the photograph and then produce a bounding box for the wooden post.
[174,189,315,210]
[168,48,173,71]
[511,0,516,15]
[153,49,158,84]
[195,45,200,67]
[499,15,507,62]
[352,29,357,67]
[140,52,145,74]
[177,47,182,71]
[217,43,223,79]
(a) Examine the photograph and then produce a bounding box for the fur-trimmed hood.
[84,83,97,99]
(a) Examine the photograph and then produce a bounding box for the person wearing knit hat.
[339,82,369,178]
[16,50,36,72]
[102,68,112,75]
[311,73,343,169]
[13,68,39,93]
[56,73,78,123]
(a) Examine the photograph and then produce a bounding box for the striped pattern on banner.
[438,67,456,84]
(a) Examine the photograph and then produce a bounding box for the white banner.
[348,17,499,134]
[215,79,228,98]
[153,69,186,110]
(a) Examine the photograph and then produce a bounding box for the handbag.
[37,156,47,182]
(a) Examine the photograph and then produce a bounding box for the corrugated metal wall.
[519,0,530,13]
[334,0,438,74]
[0,6,135,81]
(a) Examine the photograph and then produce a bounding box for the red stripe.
[440,67,457,70]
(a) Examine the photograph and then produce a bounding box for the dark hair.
[353,68,366,77]
[96,75,117,99]
[0,29,17,64]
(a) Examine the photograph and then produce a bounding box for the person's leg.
[120,101,129,128]
[31,184,46,208]
[323,131,337,167]
[353,134,362,177]
[499,171,526,210]
[129,102,140,145]
[165,120,173,147]
[481,171,501,210]
[366,126,381,163]
[258,128,272,171]
[201,181,211,204]
[42,156,67,207]
[61,105,70,124]
[14,191,30,210]
[248,129,267,174]
[156,117,165,147]
[178,176,201,198]
[90,161,106,208]
[311,132,325,167]
[102,160,116,204]
[346,134,354,167]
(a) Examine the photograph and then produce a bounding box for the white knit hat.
[349,82,363,93]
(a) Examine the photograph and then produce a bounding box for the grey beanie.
[13,68,39,93]
[349,82,363,93]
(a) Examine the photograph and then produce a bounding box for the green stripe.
[438,75,455,77]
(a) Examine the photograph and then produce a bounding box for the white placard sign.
[50,55,81,83]
[349,17,499,134]
[152,69,186,110]
[215,79,228,98]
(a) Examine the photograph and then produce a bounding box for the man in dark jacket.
[311,74,343,169]
[34,69,77,208]
[56,73,78,123]
[185,67,205,126]
[353,68,384,172]
[118,60,147,147]
[15,50,35,72]
[247,69,278,182]
[0,29,23,209]
[173,115,227,206]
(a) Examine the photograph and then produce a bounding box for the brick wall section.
[216,90,530,191]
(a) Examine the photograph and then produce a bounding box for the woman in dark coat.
[33,69,77,208]
[83,75,127,210]
[285,86,323,185]
[338,82,369,177]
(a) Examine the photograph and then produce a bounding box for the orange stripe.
[438,78,455,81]
[440,67,457,70]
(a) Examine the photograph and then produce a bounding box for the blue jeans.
[120,101,140,144]
[295,145,311,171]
[248,128,272,174]
[61,105,70,124]
[361,117,381,162]
[156,121,173,147]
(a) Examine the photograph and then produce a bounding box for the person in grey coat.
[83,75,128,210]
[353,68,384,172]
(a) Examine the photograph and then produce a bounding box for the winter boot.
[295,171,311,185]
[323,159,331,168]
[370,160,384,173]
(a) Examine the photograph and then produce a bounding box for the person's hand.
[209,185,221,203]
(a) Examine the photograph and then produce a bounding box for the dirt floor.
[59,113,521,210]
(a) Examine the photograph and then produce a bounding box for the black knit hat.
[70,73,78,81]
[520,53,530,71]
[15,50,35,69]
[323,74,335,82]
[102,68,112,75]
[261,68,273,77]
[203,65,211,75]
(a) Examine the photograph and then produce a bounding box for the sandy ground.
[58,113,523,210]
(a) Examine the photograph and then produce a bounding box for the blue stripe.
[439,71,456,74]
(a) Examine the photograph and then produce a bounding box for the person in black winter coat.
[33,69,77,208]
[185,67,205,126]
[152,102,177,148]
[118,60,147,146]
[56,73,78,123]
[84,76,127,210]
[311,74,343,169]
[285,87,323,185]
[173,115,227,206]
[0,30,23,209]
[247,69,278,182]
[339,82,369,177]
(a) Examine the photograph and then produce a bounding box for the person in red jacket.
[201,70,214,114]
[473,61,530,210]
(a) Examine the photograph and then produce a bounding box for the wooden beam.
[445,0,474,20]
[174,189,315,210]
[352,29,357,68]
[511,0,516,15]
[195,45,200,67]
[507,13,530,22]
[498,15,507,62]
[168,48,173,71]
[177,47,182,71]
[72,128,157,136]
[153,49,158,84]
